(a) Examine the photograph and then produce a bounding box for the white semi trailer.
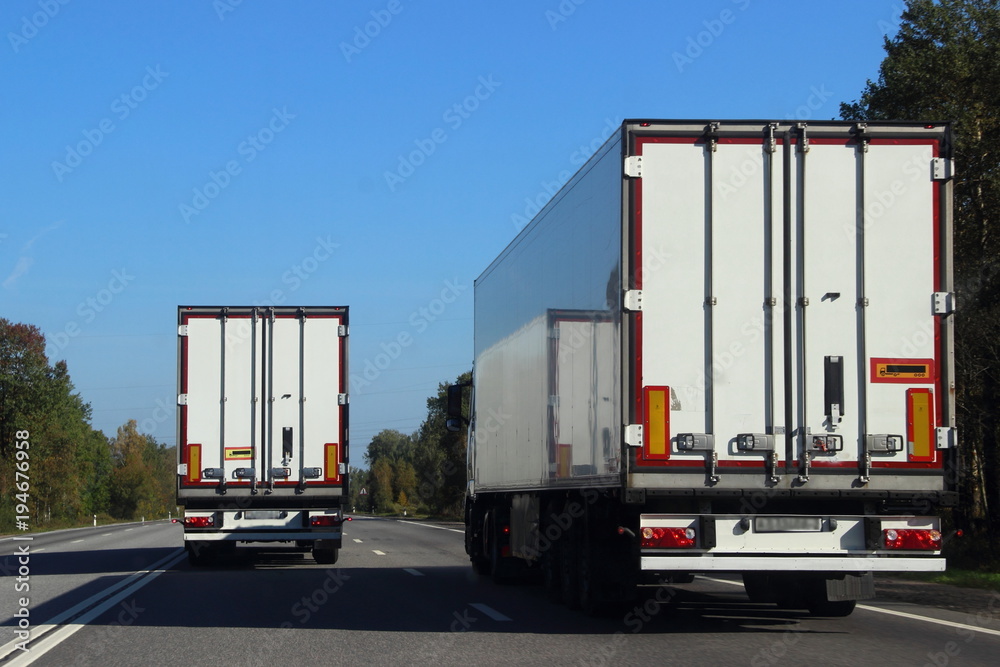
[176,306,350,565]
[449,120,957,615]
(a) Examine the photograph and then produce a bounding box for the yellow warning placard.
[224,447,252,460]
[871,358,934,383]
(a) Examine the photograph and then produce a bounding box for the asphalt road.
[2,517,1000,666]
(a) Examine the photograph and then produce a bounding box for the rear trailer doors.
[626,121,954,491]
[177,306,348,500]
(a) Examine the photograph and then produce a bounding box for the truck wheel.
[313,547,339,565]
[808,599,857,617]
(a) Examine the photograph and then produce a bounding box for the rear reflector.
[907,388,935,462]
[310,515,342,527]
[641,526,695,548]
[643,386,671,460]
[883,528,942,550]
[184,515,214,528]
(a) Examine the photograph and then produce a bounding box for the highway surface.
[3,517,1000,666]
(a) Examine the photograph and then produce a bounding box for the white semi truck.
[176,306,350,565]
[449,119,957,615]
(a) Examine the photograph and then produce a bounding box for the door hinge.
[932,158,955,181]
[624,155,643,178]
[625,424,643,447]
[934,292,956,315]
[177,325,189,337]
[177,394,188,406]
[623,289,643,312]
[338,393,349,405]
[936,427,957,449]
[338,325,349,337]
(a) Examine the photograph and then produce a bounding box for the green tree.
[841,0,1000,541]
[0,319,113,528]
[108,420,173,520]
[393,459,418,507]
[364,428,413,467]
[348,466,371,512]
[371,457,395,513]
[411,371,470,517]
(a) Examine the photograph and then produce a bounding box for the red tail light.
[883,528,942,550]
[310,515,342,527]
[184,516,214,528]
[641,526,696,548]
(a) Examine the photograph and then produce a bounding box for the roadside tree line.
[0,318,175,532]
[352,371,470,518]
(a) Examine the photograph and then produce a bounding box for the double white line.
[0,549,185,666]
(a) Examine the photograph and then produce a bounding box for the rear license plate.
[244,511,283,520]
[754,516,823,533]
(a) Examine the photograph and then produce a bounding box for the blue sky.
[1,0,905,456]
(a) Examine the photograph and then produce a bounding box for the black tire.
[313,547,339,565]
[808,599,857,617]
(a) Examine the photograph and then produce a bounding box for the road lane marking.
[855,603,1000,637]
[404,568,424,577]
[353,538,363,543]
[470,603,511,622]
[396,520,464,534]
[700,576,1000,637]
[372,550,386,556]
[0,549,185,665]
[101,533,113,537]
[70,539,84,544]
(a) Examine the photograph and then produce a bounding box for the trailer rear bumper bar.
[641,556,945,572]
[183,531,341,545]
